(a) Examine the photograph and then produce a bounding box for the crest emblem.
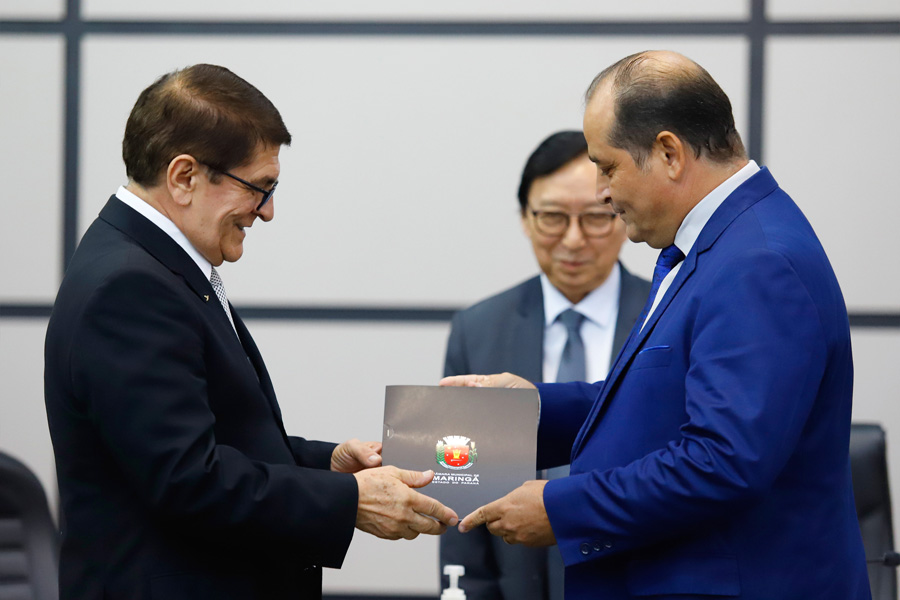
[436,435,477,470]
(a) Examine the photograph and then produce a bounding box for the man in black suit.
[44,64,457,600]
[439,131,650,600]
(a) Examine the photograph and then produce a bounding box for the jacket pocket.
[626,554,740,597]
[630,346,672,370]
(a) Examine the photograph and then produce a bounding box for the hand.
[354,466,459,540]
[458,480,555,547]
[439,372,536,390]
[332,438,382,473]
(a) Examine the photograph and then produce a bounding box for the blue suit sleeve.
[535,381,601,470]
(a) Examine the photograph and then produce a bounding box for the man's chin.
[222,246,244,263]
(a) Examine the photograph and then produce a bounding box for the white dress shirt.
[642,160,760,328]
[541,262,621,383]
[116,186,213,281]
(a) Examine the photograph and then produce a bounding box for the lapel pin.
[203,295,210,302]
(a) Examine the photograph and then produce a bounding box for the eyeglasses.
[209,167,278,211]
[529,209,618,238]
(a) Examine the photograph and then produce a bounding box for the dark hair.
[517,130,588,214]
[122,64,292,186]
[585,51,745,168]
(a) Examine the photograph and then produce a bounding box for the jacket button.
[580,543,591,555]
[592,541,602,552]
[604,540,613,549]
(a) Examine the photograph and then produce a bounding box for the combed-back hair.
[123,64,292,186]
[585,51,745,168]
[517,130,589,214]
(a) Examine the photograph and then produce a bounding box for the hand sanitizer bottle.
[442,564,466,600]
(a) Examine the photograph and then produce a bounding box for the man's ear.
[655,130,686,181]
[166,154,201,207]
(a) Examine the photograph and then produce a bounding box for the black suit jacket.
[44,197,359,600]
[439,267,650,600]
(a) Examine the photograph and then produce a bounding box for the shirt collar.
[674,160,759,256]
[116,185,213,280]
[541,262,621,329]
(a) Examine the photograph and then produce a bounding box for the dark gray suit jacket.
[439,265,650,600]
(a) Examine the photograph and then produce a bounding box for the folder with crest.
[381,385,539,517]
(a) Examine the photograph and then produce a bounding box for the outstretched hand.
[332,438,382,473]
[458,480,555,547]
[354,466,459,540]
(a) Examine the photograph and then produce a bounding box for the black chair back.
[850,423,897,600]
[0,451,59,600]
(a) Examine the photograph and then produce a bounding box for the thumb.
[395,468,435,488]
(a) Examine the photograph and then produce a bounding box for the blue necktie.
[555,308,586,383]
[620,244,685,355]
[638,244,685,331]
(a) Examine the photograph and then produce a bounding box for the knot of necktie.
[557,308,585,334]
[656,244,685,272]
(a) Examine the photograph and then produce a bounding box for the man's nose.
[561,216,586,249]
[596,174,612,204]
[256,197,275,222]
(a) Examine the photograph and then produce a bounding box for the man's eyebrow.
[256,177,278,188]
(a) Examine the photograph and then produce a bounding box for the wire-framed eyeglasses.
[210,167,278,211]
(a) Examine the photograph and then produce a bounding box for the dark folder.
[382,385,539,518]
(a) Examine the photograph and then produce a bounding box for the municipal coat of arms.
[435,435,477,470]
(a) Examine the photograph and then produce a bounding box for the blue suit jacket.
[535,169,870,599]
[441,267,650,600]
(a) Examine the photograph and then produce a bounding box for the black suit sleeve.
[69,269,357,567]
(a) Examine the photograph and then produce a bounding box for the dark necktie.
[555,308,586,383]
[637,244,685,332]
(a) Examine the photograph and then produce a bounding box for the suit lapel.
[100,197,213,303]
[99,197,249,346]
[570,168,779,458]
[233,311,291,445]
[512,277,545,383]
[612,264,651,358]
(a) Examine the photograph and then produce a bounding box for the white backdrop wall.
[2,1,899,597]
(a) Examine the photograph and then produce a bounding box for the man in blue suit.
[439,131,650,600]
[443,50,870,599]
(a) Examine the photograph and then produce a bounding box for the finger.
[458,504,491,533]
[408,512,449,536]
[394,468,434,488]
[410,493,459,527]
[439,375,482,387]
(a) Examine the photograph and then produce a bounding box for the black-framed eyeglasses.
[209,167,278,211]
[529,209,618,238]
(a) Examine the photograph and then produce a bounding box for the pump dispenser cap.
[442,564,466,600]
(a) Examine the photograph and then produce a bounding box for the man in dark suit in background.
[440,131,650,600]
[44,64,457,600]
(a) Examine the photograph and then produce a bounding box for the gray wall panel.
[765,37,900,311]
[82,1,748,22]
[79,35,746,306]
[0,36,64,302]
